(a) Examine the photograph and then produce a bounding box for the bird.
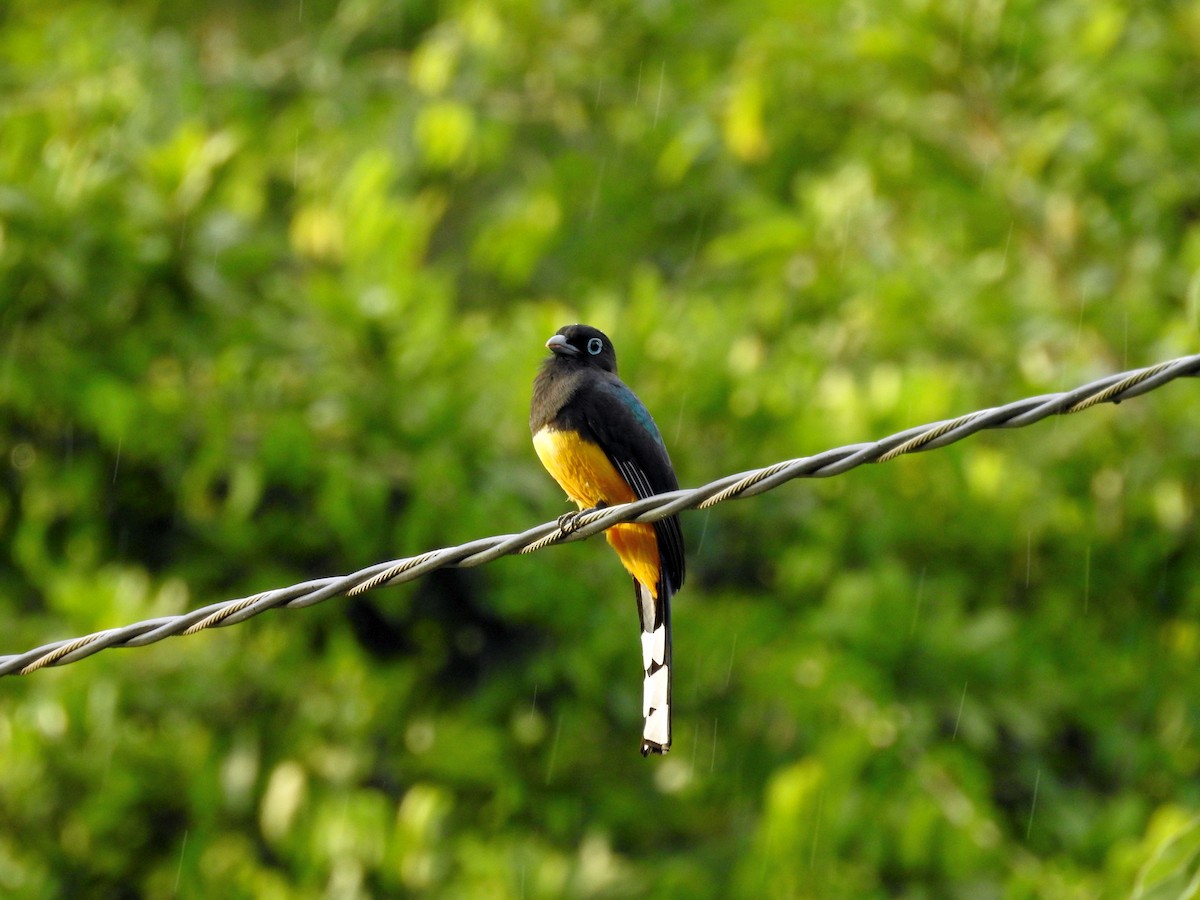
[530,324,685,755]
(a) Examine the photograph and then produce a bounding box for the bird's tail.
[635,577,672,755]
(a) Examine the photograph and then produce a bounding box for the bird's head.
[544,324,618,374]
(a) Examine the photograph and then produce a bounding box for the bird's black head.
[544,324,617,374]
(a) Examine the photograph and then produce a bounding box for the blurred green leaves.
[1,0,1199,896]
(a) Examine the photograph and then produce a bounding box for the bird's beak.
[546,334,579,357]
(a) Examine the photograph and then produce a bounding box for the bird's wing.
[588,379,685,594]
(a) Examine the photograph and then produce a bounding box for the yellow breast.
[533,426,662,596]
[533,427,636,507]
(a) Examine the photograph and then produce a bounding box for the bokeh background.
[3,0,1200,896]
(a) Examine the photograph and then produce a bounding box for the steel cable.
[3,353,1198,677]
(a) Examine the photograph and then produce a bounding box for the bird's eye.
[587,337,604,355]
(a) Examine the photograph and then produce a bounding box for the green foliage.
[2,0,1199,896]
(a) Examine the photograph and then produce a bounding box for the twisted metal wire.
[4,353,1198,678]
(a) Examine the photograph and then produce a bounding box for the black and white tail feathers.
[635,577,672,755]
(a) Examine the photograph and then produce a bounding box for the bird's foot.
[557,502,608,535]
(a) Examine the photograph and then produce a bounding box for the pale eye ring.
[586,337,604,355]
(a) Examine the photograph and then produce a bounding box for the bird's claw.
[557,502,608,535]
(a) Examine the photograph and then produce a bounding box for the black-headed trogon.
[530,324,685,756]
